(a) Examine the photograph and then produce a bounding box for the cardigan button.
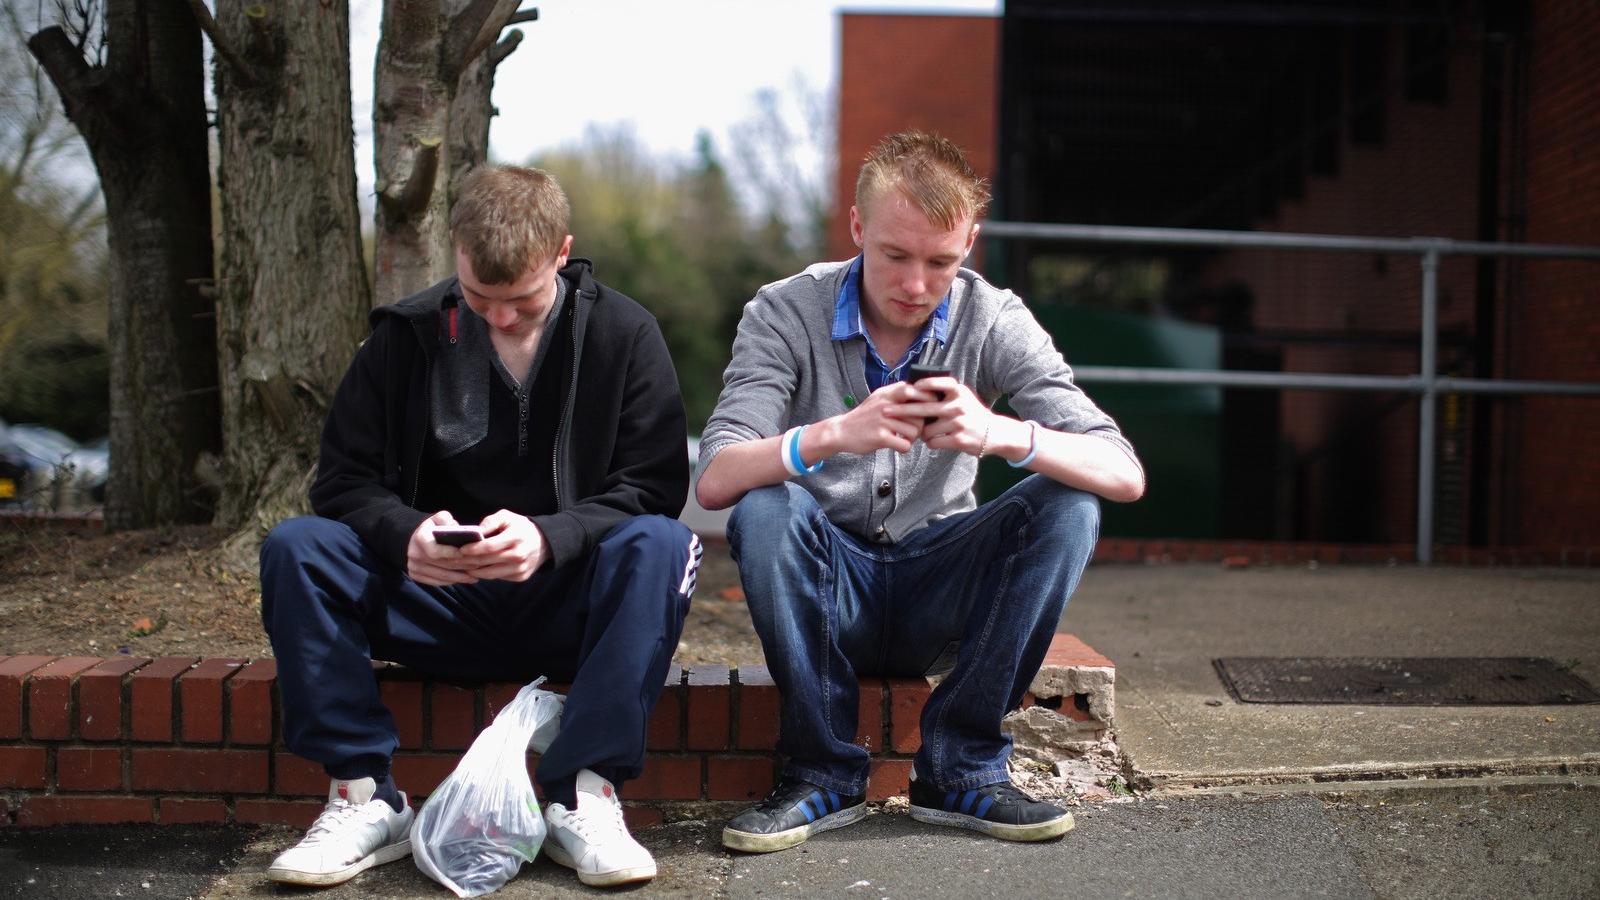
[876,480,892,498]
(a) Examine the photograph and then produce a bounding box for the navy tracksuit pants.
[259,514,699,799]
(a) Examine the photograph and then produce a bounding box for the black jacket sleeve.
[308,319,430,569]
[530,315,690,567]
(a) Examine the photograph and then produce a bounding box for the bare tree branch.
[26,26,93,116]
[46,0,107,66]
[507,8,538,26]
[186,277,217,299]
[242,4,278,64]
[490,29,522,66]
[4,4,41,54]
[65,183,101,230]
[183,0,258,86]
[377,137,442,218]
[9,121,42,187]
[444,0,520,76]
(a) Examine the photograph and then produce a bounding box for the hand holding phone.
[432,525,485,547]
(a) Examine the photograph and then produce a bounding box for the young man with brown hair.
[259,165,698,888]
[697,131,1143,852]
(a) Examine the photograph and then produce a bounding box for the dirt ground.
[0,519,762,666]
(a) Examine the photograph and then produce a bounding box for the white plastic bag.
[412,678,564,897]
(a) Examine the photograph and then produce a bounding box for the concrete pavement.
[1064,563,1600,788]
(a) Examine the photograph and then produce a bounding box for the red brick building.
[1507,0,1600,548]
[834,1,1599,550]
[832,14,999,261]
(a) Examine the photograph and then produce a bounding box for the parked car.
[68,436,110,504]
[0,419,25,506]
[0,422,108,511]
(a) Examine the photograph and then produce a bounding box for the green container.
[979,305,1220,538]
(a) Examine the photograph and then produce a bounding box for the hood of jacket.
[370,258,600,511]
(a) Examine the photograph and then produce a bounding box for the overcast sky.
[349,0,999,209]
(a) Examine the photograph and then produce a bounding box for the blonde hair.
[449,165,571,284]
[855,131,990,230]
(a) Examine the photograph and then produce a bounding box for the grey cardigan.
[697,259,1141,543]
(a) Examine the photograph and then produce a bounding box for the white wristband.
[1008,420,1041,468]
[780,427,804,477]
[780,426,823,477]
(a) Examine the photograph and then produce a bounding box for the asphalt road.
[4,781,1595,899]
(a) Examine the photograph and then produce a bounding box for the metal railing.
[982,221,1600,563]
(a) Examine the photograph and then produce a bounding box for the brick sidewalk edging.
[0,635,1112,829]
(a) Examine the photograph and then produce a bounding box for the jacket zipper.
[550,300,579,512]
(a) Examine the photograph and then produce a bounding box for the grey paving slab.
[0,824,253,900]
[1064,564,1600,784]
[726,798,1374,900]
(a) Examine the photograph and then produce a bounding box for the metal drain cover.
[1213,657,1600,705]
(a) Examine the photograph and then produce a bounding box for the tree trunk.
[373,0,527,303]
[211,0,370,562]
[28,2,222,531]
[447,23,525,208]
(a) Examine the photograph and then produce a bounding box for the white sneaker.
[266,777,415,886]
[542,769,657,887]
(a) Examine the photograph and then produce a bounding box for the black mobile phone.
[904,364,951,423]
[432,526,484,547]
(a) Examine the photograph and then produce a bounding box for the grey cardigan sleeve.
[696,291,802,475]
[980,293,1144,469]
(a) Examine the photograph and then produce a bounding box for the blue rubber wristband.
[788,425,824,475]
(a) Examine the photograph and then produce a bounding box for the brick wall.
[0,636,1111,827]
[1506,0,1600,545]
[832,13,999,260]
[1200,25,1485,544]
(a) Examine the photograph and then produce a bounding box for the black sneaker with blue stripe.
[908,774,1075,842]
[722,776,867,853]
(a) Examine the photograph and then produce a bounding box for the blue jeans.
[728,476,1099,795]
[260,514,697,795]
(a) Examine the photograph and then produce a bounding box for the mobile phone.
[432,526,485,547]
[904,364,951,424]
[905,363,951,383]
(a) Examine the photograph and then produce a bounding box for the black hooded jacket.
[309,259,689,571]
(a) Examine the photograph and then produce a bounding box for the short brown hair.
[449,165,571,284]
[855,131,990,230]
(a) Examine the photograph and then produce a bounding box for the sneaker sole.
[541,839,657,887]
[265,839,413,887]
[908,804,1075,842]
[722,803,867,853]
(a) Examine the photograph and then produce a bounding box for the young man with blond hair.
[697,131,1143,852]
[259,165,698,888]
